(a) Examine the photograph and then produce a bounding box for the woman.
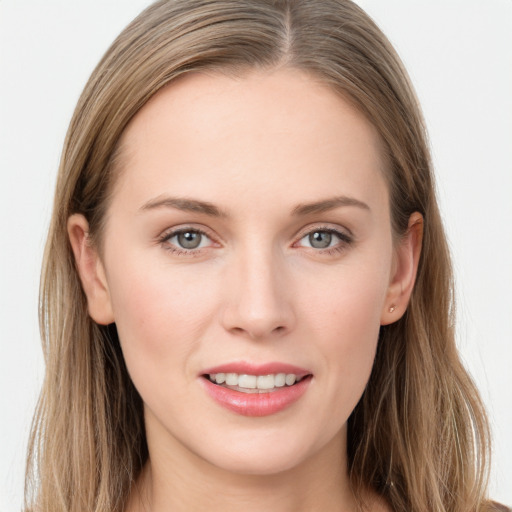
[23,1,509,511]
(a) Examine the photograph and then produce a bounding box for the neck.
[127,424,359,512]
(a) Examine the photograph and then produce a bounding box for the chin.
[209,448,309,476]
[196,428,333,477]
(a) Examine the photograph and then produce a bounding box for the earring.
[389,304,396,313]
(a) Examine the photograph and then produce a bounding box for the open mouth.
[200,368,313,416]
[203,372,312,394]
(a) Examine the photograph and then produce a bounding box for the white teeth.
[238,374,257,389]
[257,375,274,390]
[285,374,296,386]
[225,373,238,385]
[207,372,305,390]
[274,373,286,387]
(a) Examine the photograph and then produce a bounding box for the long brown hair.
[25,1,498,511]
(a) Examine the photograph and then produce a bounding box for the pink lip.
[201,361,311,378]
[199,361,312,417]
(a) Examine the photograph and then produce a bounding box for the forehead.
[113,68,388,216]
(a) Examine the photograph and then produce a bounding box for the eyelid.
[292,224,354,255]
[293,224,353,243]
[156,223,353,256]
[157,224,221,253]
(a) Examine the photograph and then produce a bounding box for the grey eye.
[308,231,332,249]
[177,231,203,249]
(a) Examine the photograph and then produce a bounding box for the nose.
[220,246,296,340]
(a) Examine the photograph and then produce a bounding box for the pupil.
[309,231,331,249]
[178,231,201,249]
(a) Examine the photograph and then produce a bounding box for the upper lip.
[201,361,312,379]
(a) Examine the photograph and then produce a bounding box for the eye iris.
[309,231,332,249]
[177,231,201,249]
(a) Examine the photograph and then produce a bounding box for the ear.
[67,214,115,325]
[381,212,423,325]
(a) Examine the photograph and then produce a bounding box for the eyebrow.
[140,196,227,217]
[139,194,370,217]
[291,196,370,216]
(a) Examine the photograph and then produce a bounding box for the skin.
[69,68,422,512]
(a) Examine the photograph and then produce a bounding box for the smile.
[200,363,313,416]
[206,372,305,393]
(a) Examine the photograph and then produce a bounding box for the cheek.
[301,252,389,342]
[319,285,382,375]
[104,254,220,379]
[298,256,390,410]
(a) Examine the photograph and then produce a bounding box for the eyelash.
[157,225,353,257]
[294,226,354,256]
[158,227,214,258]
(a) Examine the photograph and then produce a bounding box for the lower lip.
[200,376,312,417]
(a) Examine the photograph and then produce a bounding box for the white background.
[1,1,511,509]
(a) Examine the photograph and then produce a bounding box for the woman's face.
[72,68,417,476]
